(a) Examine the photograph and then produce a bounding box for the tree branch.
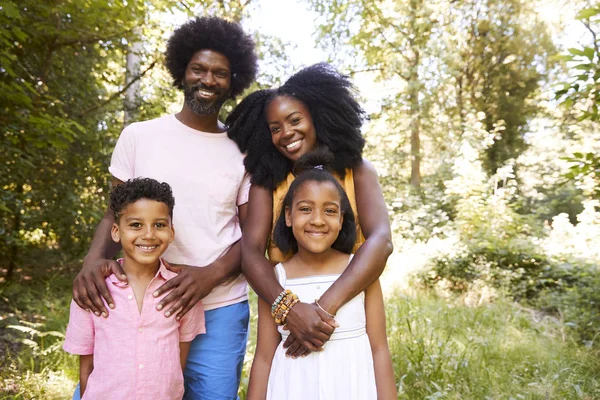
[582,21,599,55]
[79,60,157,117]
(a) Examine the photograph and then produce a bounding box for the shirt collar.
[109,258,175,287]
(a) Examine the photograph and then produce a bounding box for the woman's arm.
[79,354,94,396]
[365,279,397,399]
[246,298,281,400]
[319,158,393,314]
[242,184,335,352]
[241,184,281,303]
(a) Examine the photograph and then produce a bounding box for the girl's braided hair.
[227,63,366,190]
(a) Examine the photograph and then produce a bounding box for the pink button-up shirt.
[64,261,205,400]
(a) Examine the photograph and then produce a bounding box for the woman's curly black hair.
[165,16,258,99]
[110,178,175,221]
[273,148,356,255]
[226,63,366,190]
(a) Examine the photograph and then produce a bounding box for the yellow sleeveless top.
[268,168,366,264]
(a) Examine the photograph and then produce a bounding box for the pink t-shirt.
[63,261,205,400]
[109,114,250,310]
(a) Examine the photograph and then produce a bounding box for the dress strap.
[274,263,287,287]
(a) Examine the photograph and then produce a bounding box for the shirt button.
[138,327,143,333]
[128,295,133,300]
[139,364,144,369]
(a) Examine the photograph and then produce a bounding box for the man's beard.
[183,83,229,116]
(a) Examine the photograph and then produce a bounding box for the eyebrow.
[189,62,230,72]
[268,111,302,125]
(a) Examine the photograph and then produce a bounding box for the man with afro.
[72,16,258,399]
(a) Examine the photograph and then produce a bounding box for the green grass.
[386,290,600,399]
[1,272,599,399]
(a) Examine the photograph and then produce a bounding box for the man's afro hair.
[165,16,258,98]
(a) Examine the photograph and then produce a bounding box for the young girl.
[63,178,205,399]
[247,151,397,400]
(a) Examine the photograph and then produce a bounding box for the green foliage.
[388,290,600,399]
[556,5,600,199]
[563,151,600,199]
[0,0,149,273]
[4,270,600,399]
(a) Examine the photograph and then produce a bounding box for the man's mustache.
[190,84,224,95]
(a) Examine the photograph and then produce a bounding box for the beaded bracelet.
[275,296,299,325]
[271,289,290,316]
[315,299,335,319]
[271,290,299,325]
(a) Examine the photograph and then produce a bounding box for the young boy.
[64,178,205,399]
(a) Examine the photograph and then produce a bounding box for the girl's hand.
[283,302,338,353]
[153,261,219,320]
[73,257,126,317]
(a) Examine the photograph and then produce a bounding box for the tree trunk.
[409,81,422,188]
[124,27,142,126]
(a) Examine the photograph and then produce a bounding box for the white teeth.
[197,89,215,96]
[286,139,302,150]
[137,245,158,250]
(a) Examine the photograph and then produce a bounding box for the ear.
[285,206,292,227]
[169,225,175,244]
[110,223,120,243]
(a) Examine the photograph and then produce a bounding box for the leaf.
[576,7,600,20]
[568,48,586,57]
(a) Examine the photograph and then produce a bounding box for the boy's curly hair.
[165,16,258,98]
[110,178,175,221]
[226,63,366,190]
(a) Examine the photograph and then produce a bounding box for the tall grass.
[387,290,600,399]
[2,274,599,399]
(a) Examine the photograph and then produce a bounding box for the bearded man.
[71,16,258,400]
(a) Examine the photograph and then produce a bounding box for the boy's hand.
[283,302,338,353]
[73,257,126,317]
[154,261,219,320]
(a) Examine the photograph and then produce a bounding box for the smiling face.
[266,95,318,161]
[285,180,343,256]
[111,198,174,268]
[182,49,232,116]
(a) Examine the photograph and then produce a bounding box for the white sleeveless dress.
[266,261,377,400]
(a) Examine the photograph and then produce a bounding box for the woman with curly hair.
[227,63,393,358]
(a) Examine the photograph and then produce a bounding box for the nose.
[142,226,156,239]
[283,125,295,138]
[311,212,325,226]
[201,71,216,87]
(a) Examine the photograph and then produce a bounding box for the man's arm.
[179,341,191,372]
[318,159,393,314]
[153,203,248,320]
[79,354,94,396]
[72,176,126,316]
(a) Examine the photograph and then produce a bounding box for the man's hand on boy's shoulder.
[153,261,220,321]
[73,257,127,317]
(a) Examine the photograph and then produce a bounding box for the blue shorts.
[72,300,249,400]
[184,300,249,400]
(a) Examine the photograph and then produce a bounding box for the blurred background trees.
[1,0,600,397]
